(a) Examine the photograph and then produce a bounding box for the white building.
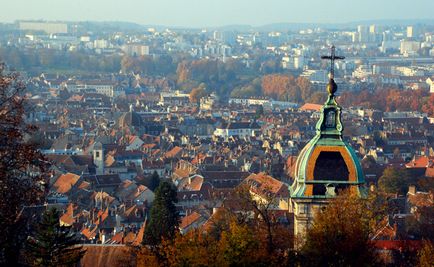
[400,40,420,56]
[357,25,370,43]
[271,100,298,109]
[122,44,150,56]
[229,97,271,107]
[282,56,305,70]
[393,66,425,77]
[426,77,434,93]
[352,65,372,79]
[214,122,260,139]
[66,80,116,97]
[85,81,115,97]
[407,25,420,38]
[94,39,109,49]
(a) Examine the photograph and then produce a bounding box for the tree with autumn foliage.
[136,182,296,267]
[0,64,49,265]
[300,191,380,267]
[338,88,434,116]
[121,55,176,76]
[261,74,316,103]
[148,219,291,267]
[158,223,262,267]
[234,184,293,255]
[421,93,434,116]
[160,230,225,267]
[189,83,207,104]
[417,240,434,267]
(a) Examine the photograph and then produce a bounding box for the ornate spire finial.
[321,45,345,79]
[321,45,345,96]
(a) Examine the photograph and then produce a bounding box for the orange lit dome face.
[291,140,365,198]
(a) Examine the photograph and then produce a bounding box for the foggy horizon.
[1,0,433,28]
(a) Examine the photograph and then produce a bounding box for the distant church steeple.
[315,45,345,138]
[289,45,366,245]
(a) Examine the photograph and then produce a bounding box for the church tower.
[93,142,104,175]
[289,46,366,245]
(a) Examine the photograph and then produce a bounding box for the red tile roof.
[180,211,202,230]
[165,146,183,158]
[244,172,289,198]
[405,156,433,169]
[53,173,80,194]
[300,103,322,112]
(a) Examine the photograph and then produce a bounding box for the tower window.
[325,110,336,128]
[313,151,349,181]
[96,151,100,158]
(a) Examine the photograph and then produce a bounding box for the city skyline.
[1,0,433,28]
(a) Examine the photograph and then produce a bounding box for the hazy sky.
[1,0,433,27]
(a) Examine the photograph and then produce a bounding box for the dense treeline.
[121,54,177,76]
[0,47,121,73]
[261,74,324,103]
[339,88,434,116]
[176,58,255,100]
[136,187,434,267]
[1,48,293,101]
[2,48,434,114]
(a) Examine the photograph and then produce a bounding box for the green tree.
[255,105,264,118]
[146,171,161,192]
[144,181,180,246]
[378,167,410,195]
[25,208,85,267]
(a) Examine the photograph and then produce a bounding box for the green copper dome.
[290,78,366,199]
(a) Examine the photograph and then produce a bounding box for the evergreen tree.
[255,105,264,118]
[26,208,85,267]
[147,171,161,192]
[144,181,179,246]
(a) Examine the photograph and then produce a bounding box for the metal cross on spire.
[321,45,345,79]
